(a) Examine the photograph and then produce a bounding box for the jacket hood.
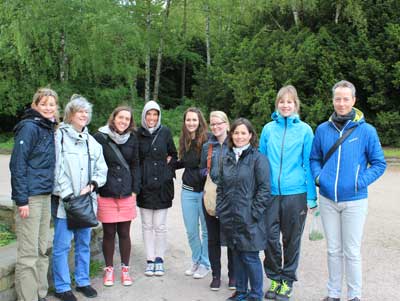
[141,101,161,130]
[14,108,56,134]
[58,122,89,141]
[271,111,300,124]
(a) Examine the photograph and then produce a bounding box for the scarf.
[233,144,250,162]
[331,109,356,130]
[98,125,130,145]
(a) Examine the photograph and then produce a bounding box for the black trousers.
[263,193,307,285]
[202,202,234,279]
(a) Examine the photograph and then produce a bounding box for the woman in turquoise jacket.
[259,85,317,301]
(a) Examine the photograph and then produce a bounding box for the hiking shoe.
[321,298,340,301]
[121,265,133,286]
[210,277,221,291]
[348,298,360,301]
[265,279,281,299]
[103,266,114,286]
[185,263,199,276]
[144,261,155,276]
[54,291,77,301]
[228,278,236,290]
[226,291,248,301]
[154,257,165,276]
[193,264,210,279]
[276,280,292,301]
[76,285,97,298]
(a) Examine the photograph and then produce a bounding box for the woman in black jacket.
[137,100,177,277]
[217,118,271,301]
[176,107,210,279]
[10,88,58,301]
[94,106,140,287]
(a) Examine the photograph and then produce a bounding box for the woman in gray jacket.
[52,95,107,301]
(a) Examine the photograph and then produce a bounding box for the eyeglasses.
[210,121,226,128]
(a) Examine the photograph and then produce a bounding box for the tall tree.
[180,0,188,101]
[153,0,172,101]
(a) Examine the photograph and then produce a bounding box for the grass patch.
[383,147,400,159]
[0,133,13,154]
[0,223,16,247]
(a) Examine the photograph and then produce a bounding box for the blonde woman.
[10,88,59,301]
[200,111,235,290]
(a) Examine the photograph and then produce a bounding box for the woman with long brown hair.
[176,107,211,279]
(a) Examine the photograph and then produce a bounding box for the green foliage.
[0,0,399,145]
[0,224,16,247]
[383,147,400,159]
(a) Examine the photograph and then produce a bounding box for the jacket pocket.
[355,164,360,193]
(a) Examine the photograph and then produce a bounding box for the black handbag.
[61,130,98,230]
[63,192,98,230]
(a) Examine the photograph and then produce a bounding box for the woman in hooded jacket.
[136,100,178,277]
[10,88,58,301]
[259,85,317,301]
[217,118,271,301]
[52,95,107,301]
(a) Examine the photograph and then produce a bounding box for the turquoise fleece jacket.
[259,111,317,208]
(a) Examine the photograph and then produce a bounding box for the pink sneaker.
[121,265,133,286]
[103,266,114,286]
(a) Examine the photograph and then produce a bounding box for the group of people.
[9,79,386,301]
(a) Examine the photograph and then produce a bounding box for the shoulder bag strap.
[322,125,358,167]
[151,125,163,147]
[101,133,130,172]
[207,143,213,172]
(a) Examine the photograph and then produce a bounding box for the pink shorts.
[97,195,137,223]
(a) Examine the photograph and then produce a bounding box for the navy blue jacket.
[9,109,57,206]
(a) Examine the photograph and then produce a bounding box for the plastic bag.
[309,210,324,241]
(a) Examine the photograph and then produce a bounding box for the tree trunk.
[153,0,171,102]
[335,0,342,24]
[145,0,151,102]
[205,1,211,68]
[59,30,68,82]
[180,0,187,101]
[292,5,300,26]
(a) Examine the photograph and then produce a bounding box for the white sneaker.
[184,263,199,276]
[193,264,210,279]
[144,261,155,276]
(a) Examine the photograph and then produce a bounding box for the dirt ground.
[1,155,399,300]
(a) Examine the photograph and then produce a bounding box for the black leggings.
[102,221,132,267]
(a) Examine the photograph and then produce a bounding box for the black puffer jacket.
[94,132,141,197]
[216,147,271,251]
[137,126,177,209]
[10,109,57,206]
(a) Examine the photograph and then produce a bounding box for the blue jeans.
[181,189,210,267]
[319,195,368,300]
[52,218,92,293]
[233,250,263,299]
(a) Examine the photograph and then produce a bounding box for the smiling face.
[33,96,57,120]
[210,116,228,139]
[185,111,200,137]
[114,110,131,134]
[333,87,356,116]
[277,93,296,117]
[71,108,89,132]
[232,124,252,148]
[145,109,159,128]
